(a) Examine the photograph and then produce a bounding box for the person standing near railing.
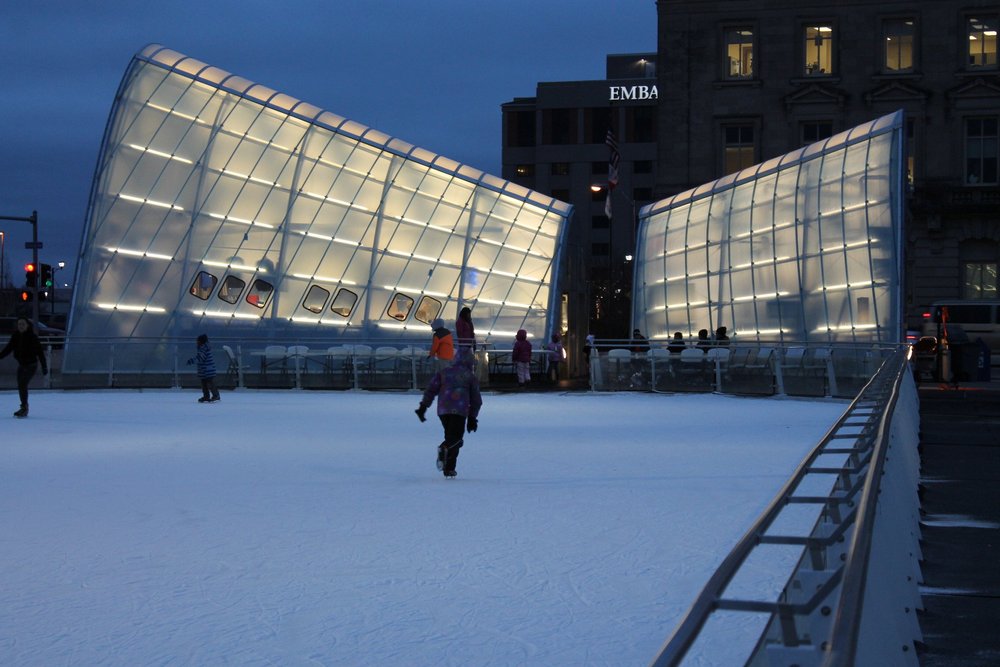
[512,328,533,388]
[1,316,48,418]
[187,334,221,403]
[455,306,476,351]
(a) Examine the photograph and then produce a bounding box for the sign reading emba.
[609,85,658,101]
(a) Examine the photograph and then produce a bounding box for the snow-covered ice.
[0,389,845,666]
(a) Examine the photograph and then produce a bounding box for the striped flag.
[606,129,621,187]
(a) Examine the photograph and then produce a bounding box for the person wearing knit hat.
[428,317,454,371]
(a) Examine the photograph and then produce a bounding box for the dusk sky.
[0,1,655,288]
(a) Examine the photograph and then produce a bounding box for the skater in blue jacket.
[415,348,482,478]
[187,334,221,403]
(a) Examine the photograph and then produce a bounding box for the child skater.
[187,333,221,403]
[512,328,532,388]
[414,348,482,478]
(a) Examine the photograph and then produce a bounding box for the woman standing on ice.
[0,316,48,418]
[414,348,483,478]
[455,306,476,351]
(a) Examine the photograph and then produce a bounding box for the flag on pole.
[604,190,613,219]
[606,129,620,188]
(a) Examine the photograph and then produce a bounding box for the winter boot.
[13,404,28,418]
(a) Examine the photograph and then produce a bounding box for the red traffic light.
[20,290,31,302]
[25,262,36,273]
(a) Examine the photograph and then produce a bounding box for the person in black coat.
[0,317,49,418]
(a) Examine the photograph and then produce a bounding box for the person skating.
[187,334,221,403]
[428,318,454,371]
[414,348,482,478]
[0,317,48,418]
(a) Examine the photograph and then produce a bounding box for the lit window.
[330,289,357,318]
[246,279,273,309]
[302,285,330,314]
[413,296,442,324]
[963,263,998,299]
[801,121,834,146]
[965,117,999,185]
[386,293,415,321]
[724,125,755,174]
[515,164,535,177]
[967,16,998,69]
[883,19,915,72]
[725,28,754,79]
[189,271,217,300]
[804,25,834,76]
[218,275,246,304]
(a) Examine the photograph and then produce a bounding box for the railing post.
[108,343,115,388]
[173,344,180,389]
[237,344,244,389]
[774,347,786,395]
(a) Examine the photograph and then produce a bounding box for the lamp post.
[51,261,65,317]
[0,230,5,290]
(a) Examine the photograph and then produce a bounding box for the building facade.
[655,0,1000,330]
[66,45,570,373]
[501,54,658,371]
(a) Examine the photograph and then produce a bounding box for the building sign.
[609,85,658,101]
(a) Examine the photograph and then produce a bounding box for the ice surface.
[0,389,845,666]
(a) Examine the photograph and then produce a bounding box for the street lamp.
[51,261,65,317]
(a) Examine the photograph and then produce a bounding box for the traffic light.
[39,263,53,301]
[25,262,37,287]
[20,290,32,302]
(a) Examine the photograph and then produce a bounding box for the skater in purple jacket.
[512,329,533,388]
[414,348,483,478]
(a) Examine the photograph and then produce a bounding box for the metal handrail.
[648,347,911,666]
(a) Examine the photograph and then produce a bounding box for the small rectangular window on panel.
[190,271,217,300]
[218,275,246,304]
[414,296,443,324]
[302,285,330,314]
[330,289,358,318]
[246,279,273,309]
[386,293,415,321]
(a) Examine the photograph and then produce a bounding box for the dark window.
[804,25,834,75]
[218,275,246,304]
[967,16,998,69]
[633,160,653,174]
[246,279,273,309]
[883,18,915,72]
[550,162,570,176]
[592,215,609,230]
[626,107,657,143]
[801,121,834,145]
[551,188,570,202]
[414,296,442,324]
[506,110,535,147]
[189,271,217,300]
[941,303,992,322]
[387,292,415,321]
[592,161,608,175]
[302,285,330,314]
[724,125,756,174]
[725,27,755,79]
[542,108,577,145]
[330,289,357,318]
[905,117,916,185]
[633,187,653,202]
[583,107,615,144]
[966,117,999,185]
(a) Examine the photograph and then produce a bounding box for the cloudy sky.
[0,0,655,287]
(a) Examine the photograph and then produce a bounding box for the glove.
[467,418,478,433]
[415,405,427,422]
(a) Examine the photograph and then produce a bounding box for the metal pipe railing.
[648,347,914,666]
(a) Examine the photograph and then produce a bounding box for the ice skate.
[436,444,447,471]
[13,405,28,418]
[443,470,457,479]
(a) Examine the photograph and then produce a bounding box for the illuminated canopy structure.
[633,110,904,344]
[65,45,570,371]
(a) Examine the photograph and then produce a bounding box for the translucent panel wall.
[65,45,570,371]
[634,111,903,344]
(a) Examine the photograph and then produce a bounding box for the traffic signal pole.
[0,210,39,327]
